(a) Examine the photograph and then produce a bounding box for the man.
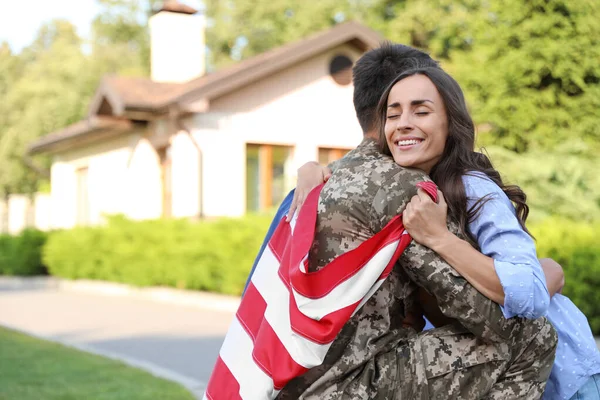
[245,43,557,399]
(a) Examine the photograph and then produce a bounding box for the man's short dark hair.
[353,42,439,134]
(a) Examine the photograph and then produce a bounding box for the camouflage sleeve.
[400,236,527,343]
[371,167,428,233]
[326,159,341,173]
[375,168,524,343]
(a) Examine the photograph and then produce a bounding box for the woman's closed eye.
[387,113,401,120]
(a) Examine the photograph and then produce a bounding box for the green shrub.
[43,214,273,296]
[531,218,600,335]
[0,229,48,276]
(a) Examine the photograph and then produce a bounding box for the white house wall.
[50,158,79,229]
[45,44,370,224]
[170,130,201,218]
[124,138,163,220]
[49,132,163,229]
[189,123,246,217]
[191,44,364,217]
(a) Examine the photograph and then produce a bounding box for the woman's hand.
[403,188,451,249]
[287,162,332,221]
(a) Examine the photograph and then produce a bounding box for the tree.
[204,0,394,70]
[0,21,91,196]
[1,0,598,223]
[205,0,599,155]
[90,0,154,76]
[382,0,600,155]
[203,0,600,220]
[0,0,154,201]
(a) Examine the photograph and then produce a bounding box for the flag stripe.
[284,234,412,344]
[288,217,406,299]
[416,181,439,202]
[288,293,357,344]
[236,282,267,342]
[267,217,291,262]
[289,240,399,320]
[205,182,439,399]
[204,357,241,400]
[219,318,280,399]
[250,245,330,368]
[251,316,309,389]
[238,281,310,388]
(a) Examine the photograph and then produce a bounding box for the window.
[246,144,293,212]
[76,167,90,225]
[329,55,353,86]
[157,146,172,218]
[318,147,350,166]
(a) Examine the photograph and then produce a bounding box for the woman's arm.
[404,189,506,304]
[427,234,565,301]
[404,176,556,319]
[539,258,565,295]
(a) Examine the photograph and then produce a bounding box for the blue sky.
[0,0,202,53]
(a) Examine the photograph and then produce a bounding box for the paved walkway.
[0,286,235,399]
[2,283,599,399]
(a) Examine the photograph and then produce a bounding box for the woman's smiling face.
[384,74,449,174]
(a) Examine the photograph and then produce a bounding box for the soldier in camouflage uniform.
[276,44,557,400]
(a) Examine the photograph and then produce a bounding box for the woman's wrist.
[428,231,460,254]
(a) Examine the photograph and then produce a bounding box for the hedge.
[531,218,600,335]
[5,214,600,334]
[42,214,272,296]
[0,229,48,276]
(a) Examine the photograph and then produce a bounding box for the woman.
[294,67,600,399]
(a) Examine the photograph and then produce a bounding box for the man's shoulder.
[323,151,430,223]
[333,152,429,192]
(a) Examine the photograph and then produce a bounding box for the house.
[29,1,382,229]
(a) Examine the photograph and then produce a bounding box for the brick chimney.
[149,1,205,83]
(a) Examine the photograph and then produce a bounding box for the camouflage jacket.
[277,138,433,399]
[277,138,553,399]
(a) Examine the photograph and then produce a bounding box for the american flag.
[204,181,438,399]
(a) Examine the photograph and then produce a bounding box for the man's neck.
[364,130,379,141]
[361,131,379,145]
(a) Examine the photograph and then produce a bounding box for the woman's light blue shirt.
[463,173,600,399]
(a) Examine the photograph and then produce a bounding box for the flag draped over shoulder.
[204,182,438,400]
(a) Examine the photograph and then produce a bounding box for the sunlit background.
[0,1,598,399]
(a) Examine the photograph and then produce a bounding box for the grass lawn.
[0,327,196,400]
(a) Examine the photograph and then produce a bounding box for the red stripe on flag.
[288,216,406,299]
[267,216,291,263]
[416,181,439,203]
[288,184,323,267]
[251,319,308,390]
[205,356,242,400]
[238,280,309,389]
[288,291,357,344]
[236,282,267,342]
[282,233,413,344]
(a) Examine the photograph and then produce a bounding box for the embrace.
[205,43,600,400]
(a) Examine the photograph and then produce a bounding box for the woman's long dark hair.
[376,67,531,244]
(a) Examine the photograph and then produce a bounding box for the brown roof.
[101,21,382,112]
[155,1,198,15]
[99,75,185,112]
[175,21,382,106]
[31,21,382,154]
[28,117,134,155]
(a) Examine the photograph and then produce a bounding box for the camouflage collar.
[356,137,380,155]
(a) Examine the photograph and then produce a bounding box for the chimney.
[149,1,205,83]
